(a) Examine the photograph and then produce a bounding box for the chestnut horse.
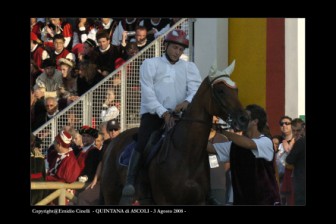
[100,61,249,205]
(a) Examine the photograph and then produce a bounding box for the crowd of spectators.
[31,17,182,132]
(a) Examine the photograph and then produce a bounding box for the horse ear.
[221,60,236,77]
[208,59,218,78]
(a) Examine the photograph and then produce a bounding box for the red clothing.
[114,57,126,69]
[52,48,71,70]
[46,149,81,183]
[60,22,73,38]
[31,22,43,40]
[31,45,45,71]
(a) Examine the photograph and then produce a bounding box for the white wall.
[285,18,305,119]
[194,18,228,79]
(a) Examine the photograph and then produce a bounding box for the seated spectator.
[97,18,118,41]
[100,88,120,122]
[72,130,83,157]
[31,82,47,131]
[31,18,44,40]
[139,18,170,41]
[45,96,59,122]
[30,32,44,71]
[82,38,98,63]
[45,18,74,51]
[72,43,84,66]
[112,18,141,46]
[30,59,42,89]
[77,60,103,96]
[121,26,149,53]
[77,126,100,182]
[58,58,77,99]
[95,30,120,77]
[94,132,104,150]
[74,18,97,45]
[36,58,63,98]
[115,42,139,69]
[46,130,81,183]
[47,34,76,70]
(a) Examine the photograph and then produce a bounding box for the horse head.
[201,60,249,131]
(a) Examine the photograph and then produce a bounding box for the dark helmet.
[106,119,120,132]
[164,29,189,48]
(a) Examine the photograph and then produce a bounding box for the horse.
[100,60,249,205]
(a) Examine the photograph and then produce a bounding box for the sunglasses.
[280,122,291,126]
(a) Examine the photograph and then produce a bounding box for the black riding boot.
[120,150,142,204]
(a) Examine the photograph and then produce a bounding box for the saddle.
[119,129,165,167]
[119,111,182,166]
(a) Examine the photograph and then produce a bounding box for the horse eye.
[217,89,225,94]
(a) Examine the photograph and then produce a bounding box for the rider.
[122,29,202,200]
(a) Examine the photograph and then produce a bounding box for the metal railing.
[33,18,194,154]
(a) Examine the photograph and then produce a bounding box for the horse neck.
[174,81,213,154]
[184,79,213,128]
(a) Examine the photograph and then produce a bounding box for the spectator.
[31,82,47,131]
[94,132,104,150]
[95,30,120,77]
[73,18,97,46]
[223,128,243,206]
[44,97,59,121]
[277,116,295,205]
[30,59,42,88]
[272,134,283,187]
[74,126,100,205]
[45,34,76,70]
[100,88,120,122]
[76,60,103,96]
[72,131,83,157]
[58,58,78,99]
[121,26,149,52]
[208,116,229,205]
[84,119,121,205]
[44,18,74,50]
[31,18,44,40]
[82,38,98,63]
[77,126,100,182]
[97,18,118,41]
[46,130,81,183]
[286,122,306,205]
[139,18,170,41]
[115,42,139,69]
[35,58,63,98]
[112,18,140,46]
[30,32,44,71]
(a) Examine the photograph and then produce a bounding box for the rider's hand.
[162,111,174,130]
[175,100,189,112]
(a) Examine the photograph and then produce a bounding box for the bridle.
[179,75,235,127]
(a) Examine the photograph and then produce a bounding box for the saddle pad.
[119,141,137,166]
